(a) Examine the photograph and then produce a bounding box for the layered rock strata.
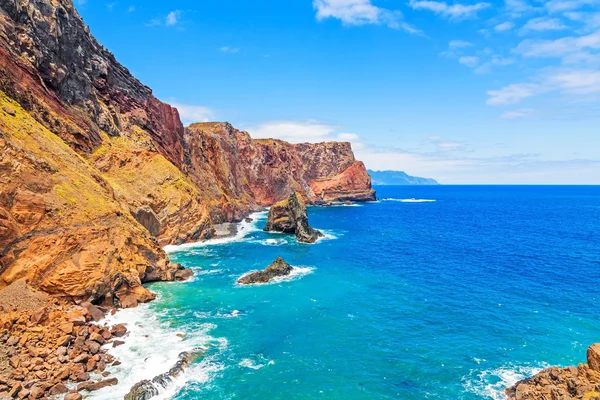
[507,344,600,400]
[264,193,323,243]
[237,257,293,285]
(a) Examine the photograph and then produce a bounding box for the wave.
[238,355,275,370]
[164,211,267,253]
[236,266,315,286]
[380,198,436,203]
[316,229,339,242]
[88,303,226,400]
[255,238,288,246]
[463,364,546,400]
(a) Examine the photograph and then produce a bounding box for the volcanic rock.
[507,343,600,400]
[264,193,323,243]
[237,257,293,285]
[125,351,200,400]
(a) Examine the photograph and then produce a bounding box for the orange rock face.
[506,343,600,400]
[0,0,375,305]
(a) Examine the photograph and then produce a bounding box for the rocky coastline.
[506,344,600,400]
[0,0,377,398]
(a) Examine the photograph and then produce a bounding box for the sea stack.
[264,193,323,243]
[238,257,293,285]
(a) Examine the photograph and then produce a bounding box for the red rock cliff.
[0,0,375,305]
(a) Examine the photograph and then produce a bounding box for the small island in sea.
[0,1,598,400]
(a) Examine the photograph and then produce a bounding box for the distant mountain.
[368,170,440,185]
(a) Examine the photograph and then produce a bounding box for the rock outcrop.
[264,193,323,243]
[237,257,293,285]
[0,0,373,305]
[125,350,201,400]
[506,344,600,400]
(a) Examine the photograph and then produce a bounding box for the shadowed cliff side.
[0,0,375,304]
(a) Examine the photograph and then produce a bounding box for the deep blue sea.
[95,186,600,400]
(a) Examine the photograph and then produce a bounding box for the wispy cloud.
[219,46,240,53]
[170,103,215,125]
[312,0,423,34]
[408,0,491,20]
[520,17,568,33]
[500,108,535,119]
[166,10,181,26]
[495,21,515,32]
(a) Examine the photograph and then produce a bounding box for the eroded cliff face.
[185,122,376,206]
[0,0,375,304]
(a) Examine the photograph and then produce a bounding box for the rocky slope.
[507,344,600,400]
[0,0,374,306]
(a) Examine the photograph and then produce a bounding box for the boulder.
[588,343,600,371]
[238,257,293,285]
[263,193,323,243]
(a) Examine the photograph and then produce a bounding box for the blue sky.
[75,0,600,184]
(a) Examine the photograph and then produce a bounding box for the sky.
[74,0,600,184]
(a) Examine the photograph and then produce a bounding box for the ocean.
[92,185,600,400]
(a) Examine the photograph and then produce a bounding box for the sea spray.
[88,302,226,399]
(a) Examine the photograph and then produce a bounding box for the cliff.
[0,0,375,306]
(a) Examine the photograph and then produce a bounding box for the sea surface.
[93,186,600,400]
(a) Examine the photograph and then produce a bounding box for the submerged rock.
[238,257,293,285]
[506,343,600,400]
[264,193,323,243]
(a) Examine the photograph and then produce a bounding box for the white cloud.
[520,17,568,33]
[312,0,422,33]
[544,0,598,13]
[487,83,543,105]
[500,108,535,119]
[219,46,240,53]
[495,21,515,31]
[337,132,360,141]
[487,68,600,105]
[515,32,600,59]
[170,103,215,125]
[166,10,181,26]
[408,0,491,20]
[147,10,182,27]
[449,40,473,48]
[247,121,337,143]
[459,56,479,67]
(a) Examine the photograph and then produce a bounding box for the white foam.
[164,211,267,253]
[88,303,226,400]
[463,364,546,400]
[316,229,339,242]
[255,238,288,246]
[238,355,274,370]
[236,266,315,286]
[380,198,436,203]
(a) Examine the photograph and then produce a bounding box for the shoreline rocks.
[0,280,127,399]
[125,350,202,400]
[238,257,293,285]
[264,193,323,243]
[507,343,600,400]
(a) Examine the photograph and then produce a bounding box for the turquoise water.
[116,186,600,399]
